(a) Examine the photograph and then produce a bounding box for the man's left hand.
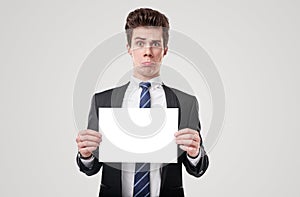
[175,128,201,158]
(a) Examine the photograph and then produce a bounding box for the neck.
[133,73,160,82]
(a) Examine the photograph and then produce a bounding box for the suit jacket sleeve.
[76,94,103,176]
[180,96,209,177]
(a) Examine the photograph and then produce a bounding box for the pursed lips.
[141,61,155,66]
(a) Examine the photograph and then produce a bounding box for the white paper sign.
[98,108,178,163]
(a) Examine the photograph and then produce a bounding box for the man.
[76,8,209,197]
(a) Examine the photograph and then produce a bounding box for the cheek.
[154,52,164,61]
[131,52,139,62]
[132,54,142,63]
[131,50,142,58]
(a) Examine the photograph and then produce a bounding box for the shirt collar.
[130,76,163,89]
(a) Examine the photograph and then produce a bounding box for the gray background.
[0,0,299,196]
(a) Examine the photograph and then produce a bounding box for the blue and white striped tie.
[133,82,151,197]
[139,82,151,108]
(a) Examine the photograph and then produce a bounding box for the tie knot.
[139,82,151,89]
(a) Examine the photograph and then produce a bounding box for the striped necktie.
[133,82,151,197]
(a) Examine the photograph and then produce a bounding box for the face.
[127,26,168,81]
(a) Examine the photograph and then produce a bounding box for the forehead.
[132,26,163,40]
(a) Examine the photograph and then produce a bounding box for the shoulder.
[94,82,129,98]
[164,85,197,103]
[93,82,129,106]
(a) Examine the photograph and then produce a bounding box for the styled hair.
[125,8,170,48]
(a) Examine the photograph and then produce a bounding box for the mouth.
[141,62,155,66]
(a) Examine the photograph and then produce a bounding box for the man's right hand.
[76,129,102,158]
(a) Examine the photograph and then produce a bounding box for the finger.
[176,139,199,148]
[179,145,198,152]
[174,128,198,137]
[175,133,197,140]
[78,140,100,148]
[77,141,100,149]
[176,133,200,142]
[76,136,81,143]
[79,135,102,143]
[79,147,97,155]
[78,130,102,138]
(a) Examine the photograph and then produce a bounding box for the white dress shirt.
[81,76,201,197]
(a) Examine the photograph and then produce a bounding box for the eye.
[152,41,161,47]
[136,41,144,47]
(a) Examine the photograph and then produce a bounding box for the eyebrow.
[134,37,147,40]
[134,37,161,42]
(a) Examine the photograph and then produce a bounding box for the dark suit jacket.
[77,83,209,197]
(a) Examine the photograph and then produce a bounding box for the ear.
[127,44,132,56]
[163,47,168,56]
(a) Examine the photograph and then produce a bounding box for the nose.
[143,47,153,58]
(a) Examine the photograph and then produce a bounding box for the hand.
[76,129,102,158]
[174,128,201,158]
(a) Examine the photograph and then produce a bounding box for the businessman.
[76,8,209,197]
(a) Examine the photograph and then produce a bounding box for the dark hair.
[125,8,170,48]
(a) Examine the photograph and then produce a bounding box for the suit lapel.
[162,85,179,108]
[111,82,130,107]
[162,84,181,128]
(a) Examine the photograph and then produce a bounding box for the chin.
[134,67,160,79]
[143,73,159,79]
